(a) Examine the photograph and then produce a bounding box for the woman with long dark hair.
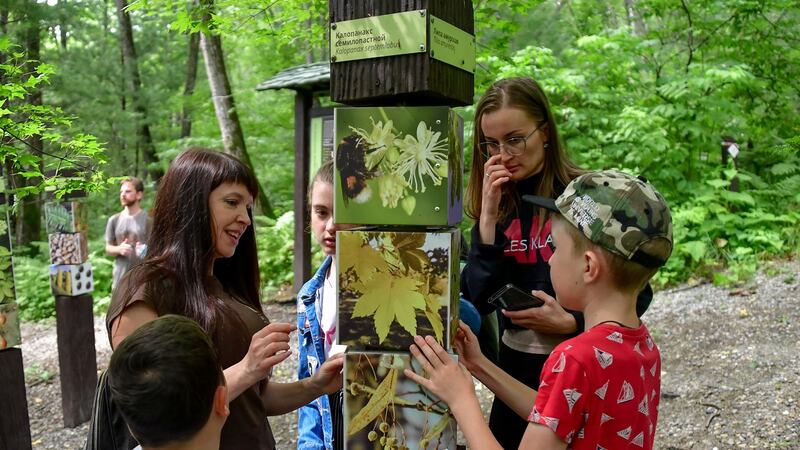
[107,149,343,450]
[461,77,653,449]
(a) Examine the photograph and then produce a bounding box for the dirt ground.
[18,259,800,449]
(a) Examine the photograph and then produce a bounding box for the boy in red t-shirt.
[405,170,673,450]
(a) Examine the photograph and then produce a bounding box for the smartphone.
[487,284,545,311]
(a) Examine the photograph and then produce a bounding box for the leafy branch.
[1,39,108,203]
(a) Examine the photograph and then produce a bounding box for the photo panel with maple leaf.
[333,106,463,226]
[344,351,457,450]
[337,229,460,352]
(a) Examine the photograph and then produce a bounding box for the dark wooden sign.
[329,0,474,106]
[0,169,32,450]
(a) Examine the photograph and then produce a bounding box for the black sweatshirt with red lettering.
[460,174,653,334]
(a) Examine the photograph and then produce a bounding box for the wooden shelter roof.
[256,62,330,92]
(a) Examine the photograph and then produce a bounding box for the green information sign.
[430,15,476,74]
[331,10,427,63]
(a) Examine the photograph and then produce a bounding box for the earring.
[544,142,550,150]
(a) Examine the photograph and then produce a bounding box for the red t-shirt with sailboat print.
[529,323,661,449]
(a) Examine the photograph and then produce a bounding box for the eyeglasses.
[480,122,547,157]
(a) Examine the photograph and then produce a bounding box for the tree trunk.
[115,0,162,181]
[56,0,67,49]
[18,2,43,246]
[0,9,14,239]
[624,0,647,35]
[179,32,200,138]
[604,2,619,29]
[114,0,129,165]
[198,3,275,218]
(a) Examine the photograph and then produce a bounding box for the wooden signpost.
[329,0,474,107]
[45,200,97,427]
[328,1,473,448]
[0,174,33,450]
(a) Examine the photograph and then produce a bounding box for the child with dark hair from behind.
[108,315,229,450]
[405,170,673,450]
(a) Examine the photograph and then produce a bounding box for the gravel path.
[19,259,800,449]
[649,260,800,449]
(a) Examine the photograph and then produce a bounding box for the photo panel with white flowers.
[333,106,463,226]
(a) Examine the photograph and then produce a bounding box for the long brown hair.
[465,77,584,222]
[110,148,261,344]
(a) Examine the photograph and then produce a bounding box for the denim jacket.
[297,256,334,450]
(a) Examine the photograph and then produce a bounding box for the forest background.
[1,0,798,321]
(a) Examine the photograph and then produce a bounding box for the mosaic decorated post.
[0,176,20,346]
[45,200,93,291]
[44,199,97,427]
[0,203,20,349]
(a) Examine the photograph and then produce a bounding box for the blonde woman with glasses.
[460,77,654,449]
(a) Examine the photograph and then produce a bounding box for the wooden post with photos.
[0,174,33,450]
[329,2,473,448]
[45,198,97,427]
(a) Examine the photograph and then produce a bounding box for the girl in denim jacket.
[297,161,346,450]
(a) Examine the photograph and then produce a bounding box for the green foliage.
[255,212,296,295]
[1,39,108,204]
[657,151,800,286]
[3,0,796,296]
[475,0,800,286]
[24,363,54,385]
[13,246,56,321]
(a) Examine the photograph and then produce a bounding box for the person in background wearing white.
[105,176,151,290]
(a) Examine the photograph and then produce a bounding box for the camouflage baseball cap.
[523,170,673,268]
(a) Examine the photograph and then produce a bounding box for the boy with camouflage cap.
[404,170,672,450]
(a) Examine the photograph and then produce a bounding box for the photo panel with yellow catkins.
[337,229,460,352]
[333,106,463,227]
[344,351,457,450]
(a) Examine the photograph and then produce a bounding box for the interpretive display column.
[329,2,474,448]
